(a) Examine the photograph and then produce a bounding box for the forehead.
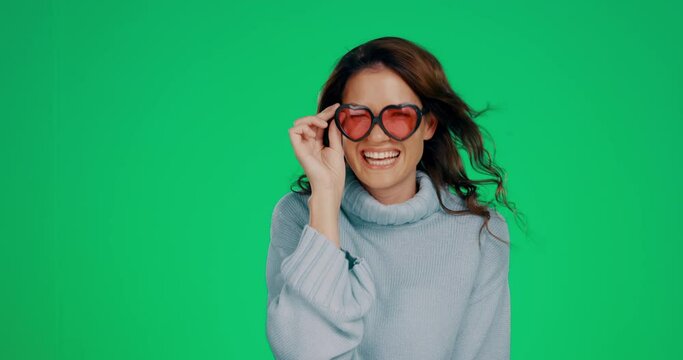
[342,67,422,111]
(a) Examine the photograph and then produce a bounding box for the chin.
[363,174,398,189]
[352,160,404,189]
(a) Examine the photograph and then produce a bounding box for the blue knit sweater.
[266,169,511,359]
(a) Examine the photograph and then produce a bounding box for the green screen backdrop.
[2,0,682,359]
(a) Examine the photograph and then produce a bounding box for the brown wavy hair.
[290,36,526,245]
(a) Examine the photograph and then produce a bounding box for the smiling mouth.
[361,151,401,168]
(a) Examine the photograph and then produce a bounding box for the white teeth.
[366,157,397,166]
[363,150,400,159]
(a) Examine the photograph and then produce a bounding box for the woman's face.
[340,65,437,191]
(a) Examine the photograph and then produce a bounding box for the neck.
[342,168,446,226]
[359,170,418,205]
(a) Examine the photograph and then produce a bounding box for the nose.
[367,121,391,142]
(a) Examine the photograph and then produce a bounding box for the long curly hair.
[290,36,526,244]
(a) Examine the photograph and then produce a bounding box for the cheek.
[403,140,425,163]
[342,145,357,162]
[405,138,423,154]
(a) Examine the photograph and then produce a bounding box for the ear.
[423,114,438,140]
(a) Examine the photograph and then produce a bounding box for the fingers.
[289,102,342,148]
[291,115,327,140]
[315,102,340,121]
[293,116,328,129]
[289,125,312,160]
[289,123,317,140]
[314,121,325,141]
[293,102,339,128]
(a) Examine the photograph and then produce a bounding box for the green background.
[2,0,682,358]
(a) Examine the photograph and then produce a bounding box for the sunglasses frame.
[333,102,430,142]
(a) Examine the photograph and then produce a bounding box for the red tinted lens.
[338,108,372,140]
[382,107,418,139]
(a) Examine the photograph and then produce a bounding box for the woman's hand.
[289,103,345,204]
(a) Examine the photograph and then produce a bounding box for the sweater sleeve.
[265,194,376,360]
[451,210,511,360]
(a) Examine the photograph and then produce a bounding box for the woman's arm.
[451,210,511,360]
[265,193,376,360]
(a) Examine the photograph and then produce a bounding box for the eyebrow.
[345,102,415,107]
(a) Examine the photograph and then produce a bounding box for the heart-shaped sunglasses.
[333,103,429,142]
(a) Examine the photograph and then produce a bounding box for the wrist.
[308,191,341,211]
[308,194,341,248]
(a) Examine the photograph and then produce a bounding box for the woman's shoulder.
[437,187,510,250]
[437,187,468,211]
[269,191,312,249]
[272,190,311,221]
[470,205,510,301]
[437,187,508,223]
[483,206,509,251]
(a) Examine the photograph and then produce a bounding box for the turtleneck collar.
[341,168,453,226]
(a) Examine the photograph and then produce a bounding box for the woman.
[266,36,518,360]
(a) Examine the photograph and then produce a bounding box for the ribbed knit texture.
[266,169,511,360]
